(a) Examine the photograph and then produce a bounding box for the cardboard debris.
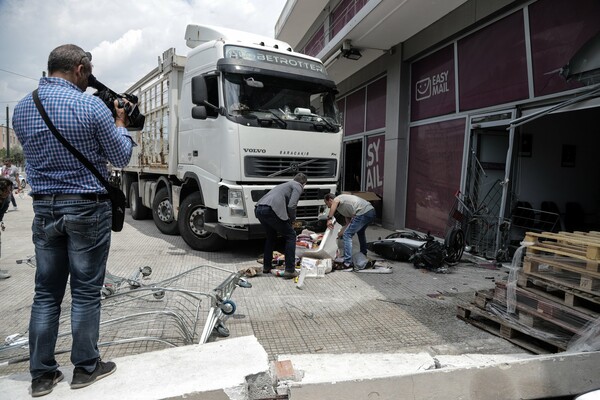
[344,191,381,201]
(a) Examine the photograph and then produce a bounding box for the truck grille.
[296,206,321,220]
[245,157,337,179]
[251,188,331,202]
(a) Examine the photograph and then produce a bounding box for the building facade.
[0,125,20,152]
[276,0,600,258]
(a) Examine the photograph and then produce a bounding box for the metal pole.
[5,106,9,158]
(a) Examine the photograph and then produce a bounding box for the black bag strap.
[32,89,111,191]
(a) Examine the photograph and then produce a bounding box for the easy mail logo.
[415,77,431,101]
[415,70,450,102]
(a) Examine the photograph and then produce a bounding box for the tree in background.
[0,147,25,167]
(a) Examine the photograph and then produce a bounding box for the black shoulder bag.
[32,89,126,232]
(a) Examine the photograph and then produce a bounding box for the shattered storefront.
[406,0,600,259]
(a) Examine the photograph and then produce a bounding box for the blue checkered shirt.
[12,77,135,194]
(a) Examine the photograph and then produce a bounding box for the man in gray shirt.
[324,193,376,270]
[255,173,308,279]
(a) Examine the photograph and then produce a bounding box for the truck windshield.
[224,73,340,133]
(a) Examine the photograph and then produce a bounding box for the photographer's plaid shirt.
[12,77,135,194]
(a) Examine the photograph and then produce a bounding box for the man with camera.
[12,44,135,397]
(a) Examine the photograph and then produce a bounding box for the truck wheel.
[129,182,151,220]
[178,192,225,251]
[121,173,132,208]
[152,187,179,235]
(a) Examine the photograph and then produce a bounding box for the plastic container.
[302,220,342,259]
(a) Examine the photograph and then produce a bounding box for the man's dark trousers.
[255,205,296,273]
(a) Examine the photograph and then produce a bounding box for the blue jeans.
[29,199,112,379]
[255,205,297,272]
[342,209,376,265]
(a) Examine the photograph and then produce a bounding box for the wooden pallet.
[493,282,595,334]
[517,273,600,317]
[572,230,600,240]
[473,288,494,309]
[457,304,568,354]
[523,255,600,294]
[524,231,600,262]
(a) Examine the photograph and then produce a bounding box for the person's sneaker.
[0,270,10,279]
[339,263,353,271]
[282,270,298,279]
[12,205,17,210]
[31,370,63,397]
[71,360,116,389]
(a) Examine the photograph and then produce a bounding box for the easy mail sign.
[411,44,455,121]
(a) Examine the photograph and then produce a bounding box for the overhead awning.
[508,84,600,129]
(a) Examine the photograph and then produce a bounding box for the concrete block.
[286,351,600,400]
[0,335,269,400]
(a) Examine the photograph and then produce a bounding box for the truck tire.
[152,187,179,235]
[121,173,133,208]
[129,182,151,220]
[178,192,225,251]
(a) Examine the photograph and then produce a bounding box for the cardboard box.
[346,191,381,201]
[342,191,382,218]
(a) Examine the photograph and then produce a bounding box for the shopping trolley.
[0,264,251,372]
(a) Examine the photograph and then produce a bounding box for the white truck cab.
[119,25,342,251]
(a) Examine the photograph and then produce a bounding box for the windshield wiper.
[313,117,337,132]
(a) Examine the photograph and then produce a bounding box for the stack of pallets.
[457,231,600,354]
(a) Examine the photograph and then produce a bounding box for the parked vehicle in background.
[112,25,343,251]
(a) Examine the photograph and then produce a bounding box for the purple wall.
[366,77,387,131]
[344,88,366,136]
[411,44,455,121]
[529,0,600,96]
[458,11,529,111]
[406,119,465,236]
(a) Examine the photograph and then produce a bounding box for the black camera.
[88,74,145,130]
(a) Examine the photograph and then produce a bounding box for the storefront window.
[411,44,455,121]
[344,87,365,136]
[365,134,384,196]
[458,11,528,111]
[366,77,386,131]
[529,0,600,97]
[406,118,465,236]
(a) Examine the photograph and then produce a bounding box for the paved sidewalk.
[0,193,523,380]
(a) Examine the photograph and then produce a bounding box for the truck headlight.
[228,189,246,217]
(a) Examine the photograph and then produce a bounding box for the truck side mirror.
[192,105,207,120]
[191,76,207,105]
